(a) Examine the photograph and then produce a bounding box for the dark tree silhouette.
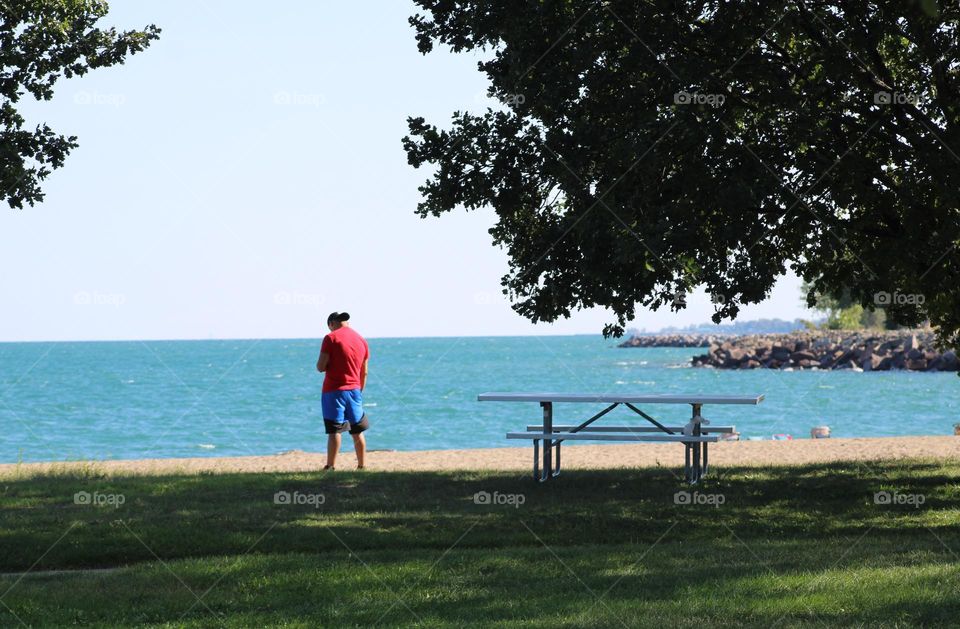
[1,1,159,209]
[403,1,960,344]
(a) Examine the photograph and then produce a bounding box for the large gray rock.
[771,346,792,361]
[891,352,907,369]
[942,350,958,371]
[878,339,901,352]
[861,353,882,371]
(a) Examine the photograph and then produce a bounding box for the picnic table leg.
[691,403,703,485]
[540,401,553,482]
[553,440,561,477]
[533,438,541,481]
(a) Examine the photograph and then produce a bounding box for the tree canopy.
[1,0,159,209]
[403,0,960,343]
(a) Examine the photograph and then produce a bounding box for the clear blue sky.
[1,0,815,342]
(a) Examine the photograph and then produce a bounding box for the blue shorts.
[322,389,367,433]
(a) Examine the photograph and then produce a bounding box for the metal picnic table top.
[477,392,764,405]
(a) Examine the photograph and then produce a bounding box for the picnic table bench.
[478,392,764,484]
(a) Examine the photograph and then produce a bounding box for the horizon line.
[0,331,619,345]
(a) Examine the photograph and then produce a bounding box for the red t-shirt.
[321,327,369,393]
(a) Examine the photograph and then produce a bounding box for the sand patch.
[2,436,958,479]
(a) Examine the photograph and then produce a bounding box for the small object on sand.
[811,425,831,439]
[719,432,740,441]
[954,423,960,436]
[772,433,793,441]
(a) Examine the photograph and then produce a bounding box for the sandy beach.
[2,435,958,478]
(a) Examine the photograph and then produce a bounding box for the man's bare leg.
[326,433,342,469]
[351,432,366,469]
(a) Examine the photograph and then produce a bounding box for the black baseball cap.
[327,311,350,324]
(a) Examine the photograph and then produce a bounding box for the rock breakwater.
[620,330,958,371]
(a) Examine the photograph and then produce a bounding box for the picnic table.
[478,393,764,484]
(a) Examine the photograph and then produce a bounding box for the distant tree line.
[802,282,903,330]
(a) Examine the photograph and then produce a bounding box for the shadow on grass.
[0,460,957,572]
[1,540,959,627]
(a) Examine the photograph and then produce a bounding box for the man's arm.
[360,359,368,390]
[316,352,330,372]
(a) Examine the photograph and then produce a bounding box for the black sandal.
[323,465,334,471]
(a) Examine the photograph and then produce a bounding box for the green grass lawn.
[0,459,958,627]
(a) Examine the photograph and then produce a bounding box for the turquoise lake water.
[1,335,957,463]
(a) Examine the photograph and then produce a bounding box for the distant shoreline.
[3,435,959,478]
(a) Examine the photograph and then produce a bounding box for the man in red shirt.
[316,312,370,470]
